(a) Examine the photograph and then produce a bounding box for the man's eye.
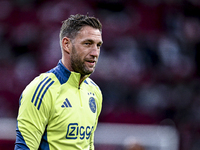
[85,43,90,45]
[97,44,102,49]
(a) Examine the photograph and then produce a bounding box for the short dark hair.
[60,14,102,42]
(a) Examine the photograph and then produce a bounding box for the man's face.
[70,26,103,76]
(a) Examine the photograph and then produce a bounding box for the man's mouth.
[88,60,95,63]
[86,59,96,66]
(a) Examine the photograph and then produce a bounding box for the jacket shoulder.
[85,78,101,90]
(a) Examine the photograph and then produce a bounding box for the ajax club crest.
[89,97,96,113]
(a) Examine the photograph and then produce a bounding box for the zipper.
[78,86,83,107]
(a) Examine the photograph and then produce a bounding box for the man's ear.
[62,37,71,54]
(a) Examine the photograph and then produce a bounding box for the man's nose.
[90,46,100,57]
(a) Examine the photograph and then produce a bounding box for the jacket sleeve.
[89,87,103,150]
[14,76,54,150]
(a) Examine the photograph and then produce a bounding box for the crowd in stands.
[1,0,200,149]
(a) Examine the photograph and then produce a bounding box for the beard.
[70,45,95,76]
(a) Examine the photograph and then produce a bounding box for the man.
[15,14,103,150]
[123,136,145,150]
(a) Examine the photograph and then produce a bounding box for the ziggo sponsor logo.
[66,123,94,140]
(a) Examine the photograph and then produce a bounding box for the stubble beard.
[71,45,95,76]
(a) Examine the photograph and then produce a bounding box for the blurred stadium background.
[0,0,200,149]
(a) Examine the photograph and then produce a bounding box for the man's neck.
[79,75,88,86]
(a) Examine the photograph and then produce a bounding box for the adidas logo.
[61,98,72,108]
